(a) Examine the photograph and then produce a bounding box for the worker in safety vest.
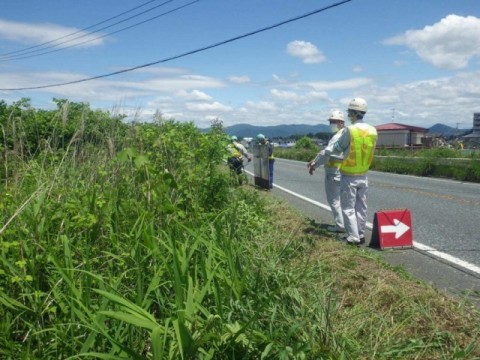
[326,98,377,245]
[256,133,275,189]
[307,110,346,233]
[226,135,252,175]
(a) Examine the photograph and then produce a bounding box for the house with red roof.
[375,123,427,148]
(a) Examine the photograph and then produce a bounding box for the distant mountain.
[427,123,471,137]
[201,122,472,139]
[223,123,330,138]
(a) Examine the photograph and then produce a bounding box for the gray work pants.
[324,169,344,230]
[340,174,369,242]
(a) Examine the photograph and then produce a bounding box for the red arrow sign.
[381,219,410,239]
[373,209,413,249]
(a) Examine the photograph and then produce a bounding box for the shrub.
[294,136,318,150]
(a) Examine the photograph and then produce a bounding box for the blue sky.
[0,0,479,129]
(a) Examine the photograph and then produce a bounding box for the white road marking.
[246,170,480,276]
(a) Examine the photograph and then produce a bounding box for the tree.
[294,136,317,150]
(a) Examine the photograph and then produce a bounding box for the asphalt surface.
[244,159,480,309]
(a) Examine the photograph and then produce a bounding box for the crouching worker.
[226,135,252,183]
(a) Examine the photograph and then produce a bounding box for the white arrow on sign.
[380,219,410,239]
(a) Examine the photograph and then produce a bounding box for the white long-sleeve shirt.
[313,129,345,175]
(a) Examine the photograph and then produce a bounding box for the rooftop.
[375,123,427,132]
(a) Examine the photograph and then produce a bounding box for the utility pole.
[391,108,395,123]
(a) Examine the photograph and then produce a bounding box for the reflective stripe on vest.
[341,124,377,175]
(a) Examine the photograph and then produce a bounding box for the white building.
[375,123,427,148]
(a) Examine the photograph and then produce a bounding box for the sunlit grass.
[1,104,479,359]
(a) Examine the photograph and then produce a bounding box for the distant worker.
[256,133,275,189]
[326,98,377,245]
[226,135,252,178]
[307,110,346,233]
[455,138,464,150]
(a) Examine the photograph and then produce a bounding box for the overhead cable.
[0,0,190,61]
[1,0,352,91]
[0,0,165,57]
[0,0,199,62]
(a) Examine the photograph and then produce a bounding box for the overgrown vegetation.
[274,137,319,162]
[1,100,479,359]
[275,142,480,183]
[372,148,480,182]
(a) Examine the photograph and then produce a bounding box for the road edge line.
[253,176,480,277]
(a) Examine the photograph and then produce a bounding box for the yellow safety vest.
[227,143,242,158]
[326,158,342,169]
[266,142,274,160]
[341,124,377,176]
[326,129,344,169]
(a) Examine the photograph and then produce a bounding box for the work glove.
[307,161,315,175]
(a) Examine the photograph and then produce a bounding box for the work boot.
[345,236,362,246]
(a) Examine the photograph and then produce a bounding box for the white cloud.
[270,89,299,101]
[270,89,329,104]
[286,40,326,64]
[140,75,224,92]
[272,74,285,83]
[352,65,363,73]
[0,67,224,106]
[305,78,373,91]
[384,15,480,70]
[0,19,105,49]
[175,89,212,101]
[357,71,480,127]
[2,61,480,130]
[186,101,232,112]
[134,67,186,75]
[245,101,277,112]
[228,75,251,84]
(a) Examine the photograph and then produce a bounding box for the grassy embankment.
[1,102,479,359]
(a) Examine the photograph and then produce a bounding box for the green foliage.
[277,145,480,183]
[1,102,478,359]
[1,106,337,359]
[293,136,317,150]
[0,98,128,164]
[274,147,319,162]
[371,156,480,182]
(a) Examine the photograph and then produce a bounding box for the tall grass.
[1,104,479,359]
[0,107,337,358]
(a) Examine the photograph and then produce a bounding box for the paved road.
[244,158,480,307]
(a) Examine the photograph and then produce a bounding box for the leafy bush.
[0,106,339,359]
[274,147,319,162]
[1,102,479,359]
[293,136,317,150]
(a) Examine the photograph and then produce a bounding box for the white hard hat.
[348,98,367,113]
[328,110,344,122]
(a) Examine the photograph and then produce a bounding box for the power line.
[0,0,353,91]
[0,0,199,62]
[0,0,191,61]
[0,0,164,57]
